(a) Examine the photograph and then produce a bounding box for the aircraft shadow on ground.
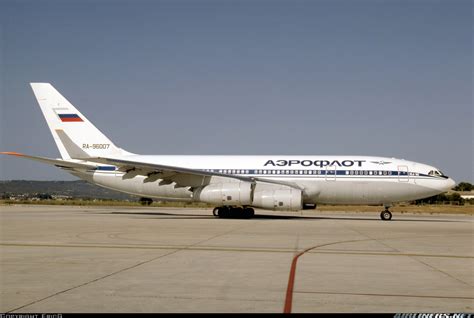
[90,211,463,222]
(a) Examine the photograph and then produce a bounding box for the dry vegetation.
[0,199,212,208]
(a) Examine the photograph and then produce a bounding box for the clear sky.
[0,0,472,183]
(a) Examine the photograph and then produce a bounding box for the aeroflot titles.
[263,159,366,167]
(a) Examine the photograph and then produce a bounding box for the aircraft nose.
[445,178,456,191]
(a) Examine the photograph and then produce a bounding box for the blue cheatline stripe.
[205,169,417,176]
[95,166,116,171]
[92,167,437,179]
[202,169,436,178]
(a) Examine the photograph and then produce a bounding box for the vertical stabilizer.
[30,83,132,159]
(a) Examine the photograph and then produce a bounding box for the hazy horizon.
[1,0,472,183]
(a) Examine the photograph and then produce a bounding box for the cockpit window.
[428,170,444,176]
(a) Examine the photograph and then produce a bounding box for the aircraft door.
[398,165,409,182]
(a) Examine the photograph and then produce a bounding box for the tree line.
[453,182,473,192]
[414,181,473,205]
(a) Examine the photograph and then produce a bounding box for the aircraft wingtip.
[0,151,25,157]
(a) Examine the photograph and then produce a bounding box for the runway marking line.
[1,242,472,259]
[294,290,474,300]
[283,238,373,313]
[283,234,474,313]
[4,222,253,313]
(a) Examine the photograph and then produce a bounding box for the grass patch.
[0,199,213,208]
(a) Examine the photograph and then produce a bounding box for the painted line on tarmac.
[294,290,474,300]
[283,238,374,314]
[5,221,254,313]
[1,242,472,259]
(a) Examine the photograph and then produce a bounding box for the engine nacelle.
[195,182,253,206]
[252,189,303,211]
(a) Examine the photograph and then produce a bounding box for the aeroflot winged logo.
[371,160,392,165]
[264,159,366,167]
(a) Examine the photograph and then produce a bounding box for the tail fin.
[30,83,132,159]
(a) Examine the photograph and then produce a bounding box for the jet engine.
[252,188,303,211]
[194,182,253,206]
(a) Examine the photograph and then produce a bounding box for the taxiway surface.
[1,205,472,313]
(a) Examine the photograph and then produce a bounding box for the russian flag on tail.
[58,114,83,122]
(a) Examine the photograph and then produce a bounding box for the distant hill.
[0,180,137,200]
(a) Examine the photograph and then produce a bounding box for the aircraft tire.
[232,207,243,218]
[220,207,229,218]
[380,210,392,221]
[243,207,255,218]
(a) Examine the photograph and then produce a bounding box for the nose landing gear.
[380,208,392,221]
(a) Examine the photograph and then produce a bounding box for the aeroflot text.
[263,160,366,167]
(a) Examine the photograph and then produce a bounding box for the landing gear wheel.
[380,210,392,221]
[232,207,243,218]
[218,207,230,218]
[215,207,254,219]
[243,207,255,219]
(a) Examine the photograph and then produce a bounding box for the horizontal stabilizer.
[0,152,97,170]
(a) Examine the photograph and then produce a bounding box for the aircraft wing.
[1,151,303,190]
[0,152,98,170]
[89,156,303,190]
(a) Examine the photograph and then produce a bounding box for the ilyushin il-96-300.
[1,83,455,220]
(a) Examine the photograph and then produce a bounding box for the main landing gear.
[380,207,392,221]
[213,206,255,219]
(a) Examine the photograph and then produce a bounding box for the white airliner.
[1,83,455,220]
